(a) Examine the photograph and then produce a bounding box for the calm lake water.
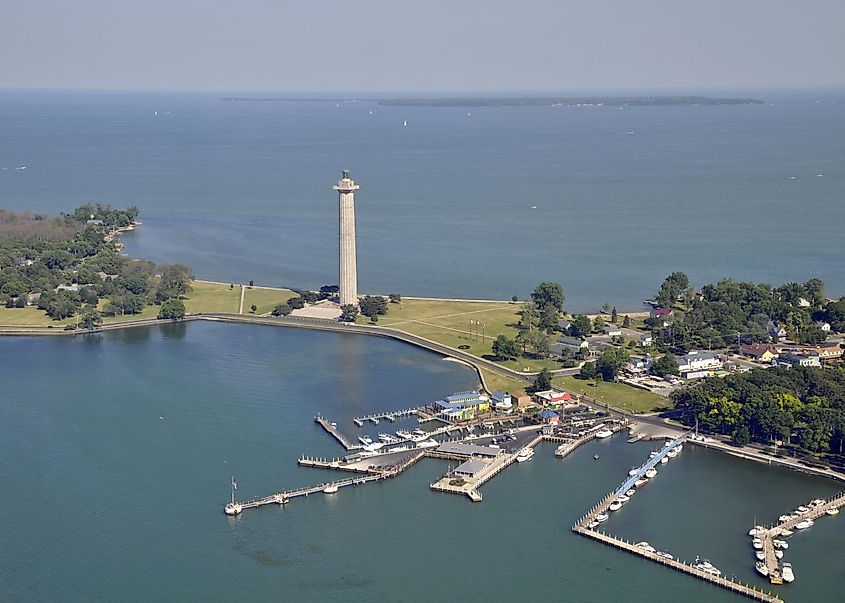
[1,89,844,310]
[1,322,843,602]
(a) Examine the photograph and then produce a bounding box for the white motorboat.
[645,468,657,478]
[780,529,794,536]
[752,538,763,549]
[794,519,814,529]
[635,541,656,553]
[323,484,339,494]
[666,447,680,459]
[555,444,569,457]
[516,448,535,462]
[773,540,788,549]
[660,456,669,464]
[588,521,599,529]
[779,515,791,522]
[396,430,412,439]
[796,505,810,514]
[616,494,630,503]
[628,468,639,476]
[827,508,840,516]
[595,429,613,438]
[358,436,373,445]
[412,429,426,437]
[755,551,765,561]
[634,477,649,488]
[755,561,769,577]
[810,498,824,506]
[781,562,795,583]
[657,551,673,560]
[595,513,609,523]
[748,525,765,536]
[775,550,784,559]
[416,439,439,448]
[692,557,721,576]
[609,500,623,511]
[625,488,636,497]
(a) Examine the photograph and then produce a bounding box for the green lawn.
[242,286,296,315]
[0,306,74,327]
[553,375,671,414]
[368,298,562,372]
[184,281,241,313]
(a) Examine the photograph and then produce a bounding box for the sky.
[2,0,844,93]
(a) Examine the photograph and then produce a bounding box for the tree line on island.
[0,205,191,328]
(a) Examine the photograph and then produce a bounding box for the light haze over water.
[1,89,843,311]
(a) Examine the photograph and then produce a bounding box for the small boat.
[794,519,814,529]
[635,541,656,553]
[796,505,810,514]
[555,444,569,457]
[595,513,609,523]
[616,494,630,503]
[516,448,535,463]
[827,508,840,516]
[755,551,765,561]
[403,120,408,127]
[413,429,426,437]
[378,433,394,443]
[323,484,339,494]
[755,561,769,577]
[625,489,636,497]
[645,468,657,478]
[358,436,372,445]
[634,477,649,488]
[781,562,795,583]
[779,515,791,522]
[775,550,784,559]
[780,529,793,536]
[692,557,721,576]
[416,439,439,448]
[609,501,623,511]
[660,456,668,464]
[396,430,412,439]
[657,551,673,560]
[752,538,763,549]
[649,451,658,458]
[593,454,600,460]
[628,468,639,477]
[588,521,599,529]
[748,525,765,536]
[810,498,824,506]
[773,540,788,549]
[595,429,613,438]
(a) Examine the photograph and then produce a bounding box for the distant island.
[376,96,765,107]
[221,95,764,107]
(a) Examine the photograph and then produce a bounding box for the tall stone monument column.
[333,170,359,307]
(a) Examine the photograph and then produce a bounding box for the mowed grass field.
[242,286,297,315]
[184,281,241,313]
[372,298,563,373]
[553,375,670,413]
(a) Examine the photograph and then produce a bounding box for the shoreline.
[3,310,844,488]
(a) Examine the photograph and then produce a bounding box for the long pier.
[757,491,845,583]
[352,406,423,425]
[573,524,782,603]
[314,415,361,450]
[615,435,685,496]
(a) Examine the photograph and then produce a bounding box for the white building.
[676,351,722,379]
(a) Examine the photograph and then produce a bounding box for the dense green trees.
[531,282,565,312]
[158,299,186,319]
[339,304,359,322]
[156,265,192,302]
[530,368,552,393]
[650,353,679,377]
[655,271,690,308]
[272,303,293,317]
[595,347,629,381]
[568,315,592,338]
[673,366,845,457]
[359,296,388,318]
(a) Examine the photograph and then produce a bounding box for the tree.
[339,304,359,322]
[158,299,186,319]
[388,293,401,303]
[521,330,550,357]
[601,303,611,314]
[248,280,254,287]
[579,361,598,380]
[656,272,690,308]
[491,335,519,360]
[518,301,540,331]
[531,282,565,312]
[156,264,192,301]
[569,315,592,338]
[611,307,618,324]
[271,303,292,317]
[622,315,631,328]
[359,295,388,318]
[288,296,306,310]
[595,347,630,381]
[538,306,559,333]
[530,368,552,393]
[301,291,319,304]
[651,353,679,377]
[593,316,606,333]
[511,295,519,303]
[79,307,102,329]
[731,425,751,446]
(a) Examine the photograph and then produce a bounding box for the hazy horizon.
[3,1,844,92]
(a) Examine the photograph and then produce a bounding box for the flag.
[232,478,238,490]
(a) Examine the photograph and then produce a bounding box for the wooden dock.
[352,406,424,426]
[758,491,845,583]
[314,415,361,450]
[547,420,629,458]
[573,523,782,603]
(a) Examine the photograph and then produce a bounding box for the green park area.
[553,375,670,414]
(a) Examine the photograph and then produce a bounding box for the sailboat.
[224,476,243,515]
[403,120,408,127]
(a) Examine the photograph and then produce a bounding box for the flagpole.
[231,476,235,505]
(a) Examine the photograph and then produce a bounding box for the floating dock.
[757,491,845,583]
[352,407,424,426]
[314,415,361,450]
[548,421,628,458]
